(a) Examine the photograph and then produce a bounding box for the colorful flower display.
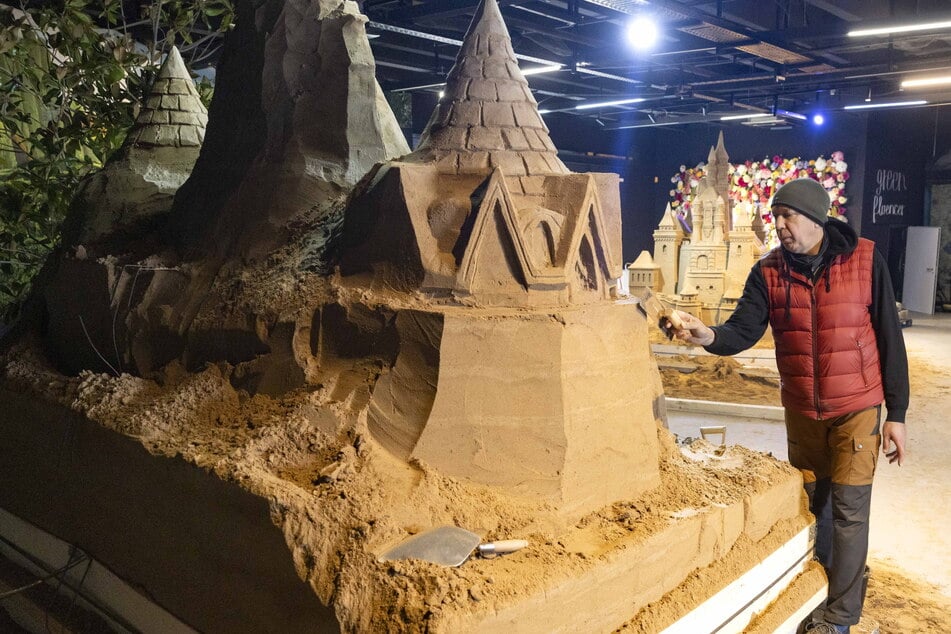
[668,152,849,241]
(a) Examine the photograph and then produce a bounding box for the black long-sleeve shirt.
[705,223,909,423]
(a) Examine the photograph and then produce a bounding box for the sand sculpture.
[631,134,764,324]
[335,0,661,518]
[0,0,821,631]
[31,0,409,379]
[70,47,208,247]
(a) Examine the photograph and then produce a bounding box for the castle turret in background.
[726,200,759,298]
[626,250,660,297]
[651,202,684,295]
[680,180,729,305]
[708,131,731,230]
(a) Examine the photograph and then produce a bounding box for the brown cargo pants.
[785,405,881,627]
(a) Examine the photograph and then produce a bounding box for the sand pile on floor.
[660,354,782,405]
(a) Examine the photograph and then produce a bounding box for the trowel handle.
[477,539,529,555]
[665,309,684,330]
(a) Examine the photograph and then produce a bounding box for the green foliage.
[385,90,412,130]
[0,0,231,321]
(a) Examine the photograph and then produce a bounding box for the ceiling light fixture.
[775,108,807,121]
[720,112,771,121]
[625,16,659,50]
[900,76,951,88]
[575,97,645,110]
[843,100,928,110]
[521,64,564,76]
[848,19,951,37]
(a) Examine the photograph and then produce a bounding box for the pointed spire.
[629,250,657,269]
[409,0,567,176]
[715,130,728,160]
[126,47,208,148]
[659,203,676,229]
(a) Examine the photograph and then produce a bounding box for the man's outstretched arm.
[667,263,770,355]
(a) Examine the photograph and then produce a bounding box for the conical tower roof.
[410,0,567,176]
[658,203,678,230]
[126,47,208,148]
[714,130,728,161]
[629,250,658,269]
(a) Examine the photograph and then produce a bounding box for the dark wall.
[926,106,951,177]
[861,109,933,298]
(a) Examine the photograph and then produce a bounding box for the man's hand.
[882,421,906,466]
[666,310,716,346]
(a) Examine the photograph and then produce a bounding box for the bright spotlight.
[812,113,825,126]
[626,16,658,50]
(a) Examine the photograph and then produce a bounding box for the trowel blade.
[381,526,482,567]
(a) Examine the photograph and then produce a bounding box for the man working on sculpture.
[667,177,908,634]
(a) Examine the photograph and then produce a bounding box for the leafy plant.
[0,0,232,321]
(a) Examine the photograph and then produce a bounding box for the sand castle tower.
[73,47,207,245]
[627,250,660,297]
[337,0,660,519]
[707,131,731,230]
[726,201,760,298]
[679,183,729,303]
[652,203,684,294]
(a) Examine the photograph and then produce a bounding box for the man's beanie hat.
[771,178,831,226]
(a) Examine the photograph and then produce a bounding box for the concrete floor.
[667,311,951,598]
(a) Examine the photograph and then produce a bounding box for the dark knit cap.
[771,178,831,226]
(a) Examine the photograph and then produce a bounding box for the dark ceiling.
[360,0,951,130]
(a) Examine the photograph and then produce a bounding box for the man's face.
[771,205,824,255]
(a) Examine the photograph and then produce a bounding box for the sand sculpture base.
[345,299,663,520]
[0,348,823,633]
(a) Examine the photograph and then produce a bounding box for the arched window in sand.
[521,207,564,269]
[576,235,599,291]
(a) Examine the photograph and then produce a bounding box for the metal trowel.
[381,526,529,567]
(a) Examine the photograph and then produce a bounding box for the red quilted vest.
[761,238,884,419]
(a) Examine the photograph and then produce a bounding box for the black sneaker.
[804,622,849,634]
